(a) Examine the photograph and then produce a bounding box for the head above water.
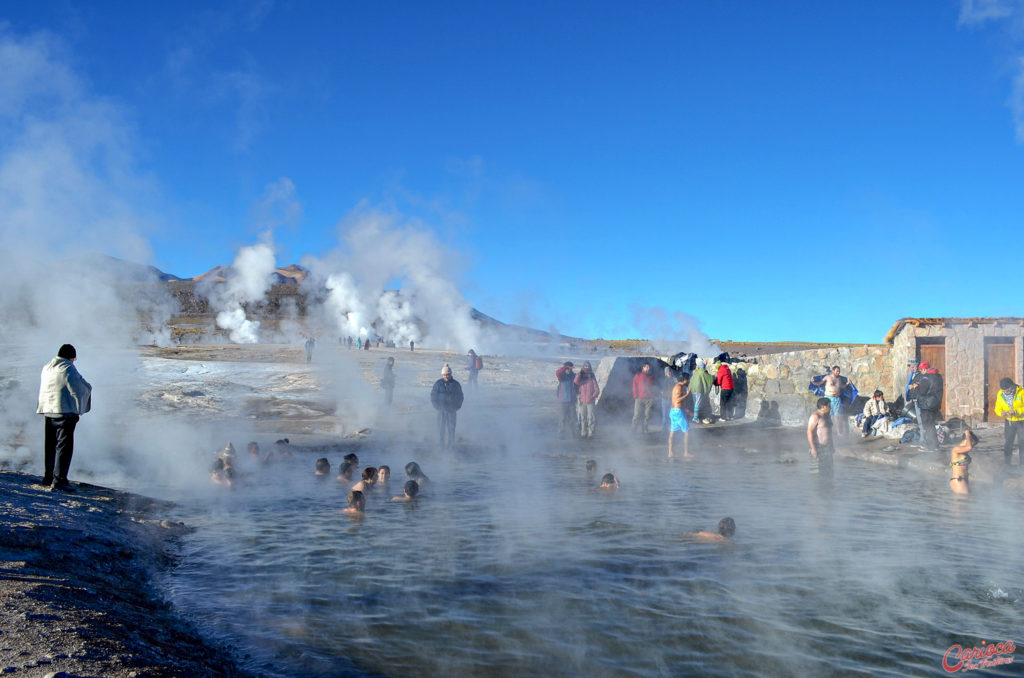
[718,517,736,538]
[57,343,77,360]
[315,458,331,474]
[338,462,355,481]
[362,467,377,482]
[344,453,359,466]
[405,461,423,478]
[348,490,365,511]
[600,473,618,487]
[585,459,597,472]
[404,480,419,498]
[378,465,391,482]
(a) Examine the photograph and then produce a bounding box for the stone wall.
[729,345,892,426]
[890,321,1024,421]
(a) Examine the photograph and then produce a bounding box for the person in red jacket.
[632,363,656,434]
[715,361,736,421]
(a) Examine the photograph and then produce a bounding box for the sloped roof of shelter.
[884,317,1024,344]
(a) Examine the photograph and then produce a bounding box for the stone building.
[884,317,1024,423]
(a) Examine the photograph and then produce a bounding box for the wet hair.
[378,465,390,478]
[873,390,883,398]
[247,441,260,455]
[816,397,831,410]
[405,462,423,478]
[718,517,736,538]
[1001,377,1015,391]
[404,480,419,498]
[338,462,355,480]
[57,344,77,360]
[585,459,597,472]
[315,458,330,473]
[600,473,616,485]
[362,467,377,481]
[348,490,365,509]
[344,453,359,465]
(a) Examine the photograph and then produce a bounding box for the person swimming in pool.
[585,459,597,475]
[337,461,356,484]
[949,427,976,495]
[391,480,419,502]
[351,467,377,493]
[405,461,429,485]
[314,457,331,477]
[685,517,736,542]
[343,490,365,514]
[599,473,620,489]
[377,465,391,487]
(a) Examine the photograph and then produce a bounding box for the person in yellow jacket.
[994,377,1024,466]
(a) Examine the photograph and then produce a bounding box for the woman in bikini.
[949,427,976,495]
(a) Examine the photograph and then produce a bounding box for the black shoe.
[50,481,76,493]
[40,477,53,488]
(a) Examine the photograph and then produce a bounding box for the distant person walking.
[409,339,415,352]
[430,364,464,450]
[381,357,396,406]
[632,363,656,435]
[304,336,316,363]
[715,361,735,421]
[363,338,370,350]
[994,377,1024,466]
[467,349,482,388]
[807,397,834,476]
[908,362,943,451]
[36,344,92,492]
[555,361,578,439]
[689,359,715,423]
[574,361,600,439]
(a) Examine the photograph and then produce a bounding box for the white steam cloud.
[958,0,1024,141]
[212,240,277,343]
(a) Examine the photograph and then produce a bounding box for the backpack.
[475,355,483,370]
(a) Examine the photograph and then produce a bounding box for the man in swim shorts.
[669,373,691,459]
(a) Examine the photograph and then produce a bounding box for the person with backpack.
[467,349,482,388]
[555,361,578,439]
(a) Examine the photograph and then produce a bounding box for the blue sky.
[3,1,1023,344]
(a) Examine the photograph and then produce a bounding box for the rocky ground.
[0,471,251,678]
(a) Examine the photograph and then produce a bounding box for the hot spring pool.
[158,439,1023,677]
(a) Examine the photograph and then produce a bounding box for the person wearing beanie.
[632,363,656,435]
[574,361,600,439]
[994,377,1024,466]
[689,359,715,423]
[908,361,943,452]
[555,361,578,439]
[430,363,464,450]
[36,343,92,492]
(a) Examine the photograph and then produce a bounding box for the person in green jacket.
[689,358,715,423]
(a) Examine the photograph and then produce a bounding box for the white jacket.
[862,397,886,418]
[37,357,92,416]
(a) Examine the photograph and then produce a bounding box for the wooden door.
[917,343,946,416]
[985,342,1016,422]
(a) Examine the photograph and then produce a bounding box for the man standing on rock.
[381,356,396,406]
[555,361,578,439]
[574,361,600,439]
[632,363,656,435]
[908,361,943,451]
[36,344,92,492]
[994,377,1024,466]
[689,359,715,423]
[430,364,464,450]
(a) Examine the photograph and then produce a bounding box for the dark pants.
[862,414,883,435]
[438,410,457,449]
[44,414,79,485]
[919,408,939,451]
[720,389,734,420]
[1004,420,1024,465]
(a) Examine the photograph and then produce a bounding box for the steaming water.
[160,442,1023,677]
